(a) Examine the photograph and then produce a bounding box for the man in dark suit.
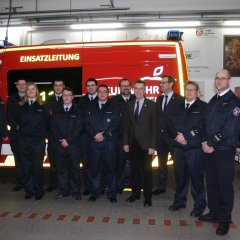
[77,77,98,196]
[6,78,27,191]
[111,79,135,194]
[123,80,157,206]
[153,75,184,195]
[166,81,207,217]
[45,79,65,192]
[86,84,121,202]
[0,96,8,154]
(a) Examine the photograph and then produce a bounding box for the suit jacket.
[123,98,157,150]
[156,92,184,147]
[167,98,207,150]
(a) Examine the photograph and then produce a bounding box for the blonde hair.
[19,82,43,106]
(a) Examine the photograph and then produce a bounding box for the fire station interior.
[0,1,240,240]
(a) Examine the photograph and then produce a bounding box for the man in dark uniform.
[123,80,157,207]
[51,87,82,200]
[0,96,8,154]
[153,75,184,195]
[167,81,207,217]
[6,78,27,191]
[45,79,65,192]
[199,69,240,236]
[77,78,98,196]
[111,79,135,194]
[86,84,121,202]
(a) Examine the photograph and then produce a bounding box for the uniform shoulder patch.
[233,107,240,116]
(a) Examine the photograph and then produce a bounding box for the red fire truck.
[0,40,188,167]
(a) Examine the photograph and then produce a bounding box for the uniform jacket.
[51,104,82,148]
[6,93,23,132]
[18,101,48,139]
[0,97,8,139]
[123,98,157,150]
[86,99,121,142]
[203,90,240,150]
[167,98,207,150]
[77,94,98,118]
[111,94,135,138]
[45,94,63,114]
[156,92,184,147]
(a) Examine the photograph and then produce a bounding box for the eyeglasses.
[63,94,73,97]
[215,77,229,81]
[185,89,197,92]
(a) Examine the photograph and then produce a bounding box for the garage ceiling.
[0,0,240,27]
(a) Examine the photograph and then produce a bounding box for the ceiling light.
[145,21,201,27]
[223,20,240,26]
[71,23,123,29]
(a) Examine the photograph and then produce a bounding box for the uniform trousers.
[89,140,116,198]
[172,147,206,210]
[56,146,81,196]
[157,140,171,191]
[129,138,152,201]
[10,131,24,187]
[80,134,92,192]
[19,137,45,197]
[204,147,235,222]
[47,133,58,188]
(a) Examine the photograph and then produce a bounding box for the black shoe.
[198,213,218,222]
[12,185,23,191]
[190,209,204,217]
[46,185,57,192]
[169,204,186,211]
[117,188,124,195]
[82,189,90,196]
[88,196,97,202]
[216,222,230,235]
[109,197,117,203]
[72,194,81,200]
[53,194,65,199]
[24,194,32,199]
[126,195,140,202]
[144,200,152,206]
[35,195,43,200]
[152,189,166,195]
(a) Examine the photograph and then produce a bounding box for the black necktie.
[100,103,104,109]
[163,95,168,111]
[185,103,190,109]
[90,96,93,102]
[57,96,61,101]
[30,100,33,106]
[65,107,69,112]
[125,98,129,102]
[134,101,139,121]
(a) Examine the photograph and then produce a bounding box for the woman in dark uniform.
[18,82,48,200]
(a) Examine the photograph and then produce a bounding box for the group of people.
[0,68,239,236]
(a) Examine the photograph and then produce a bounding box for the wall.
[2,26,240,101]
